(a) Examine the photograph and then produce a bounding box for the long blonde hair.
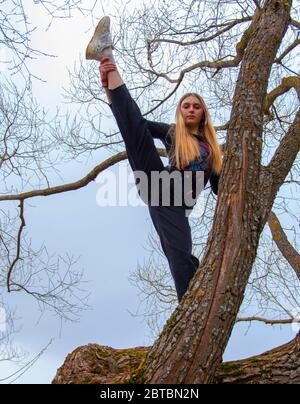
[170,93,223,175]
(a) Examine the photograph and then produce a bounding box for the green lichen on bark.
[213,361,247,384]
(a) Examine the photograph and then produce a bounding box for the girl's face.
[180,95,204,132]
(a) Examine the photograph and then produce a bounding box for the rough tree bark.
[141,0,298,384]
[52,331,300,384]
[214,331,300,384]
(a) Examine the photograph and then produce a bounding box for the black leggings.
[109,84,199,302]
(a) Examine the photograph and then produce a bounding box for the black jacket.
[146,120,220,196]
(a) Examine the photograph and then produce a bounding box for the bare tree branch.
[6,200,25,292]
[0,148,169,202]
[290,18,300,30]
[275,39,300,65]
[264,76,300,115]
[147,17,252,47]
[268,210,300,281]
[141,8,262,85]
[236,316,299,325]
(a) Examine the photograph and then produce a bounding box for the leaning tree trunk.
[144,0,293,384]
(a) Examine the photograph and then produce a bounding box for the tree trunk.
[144,0,293,384]
[214,332,300,384]
[52,332,300,384]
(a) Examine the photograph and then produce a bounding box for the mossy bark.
[214,332,300,384]
[52,332,300,384]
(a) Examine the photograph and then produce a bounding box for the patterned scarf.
[166,125,211,176]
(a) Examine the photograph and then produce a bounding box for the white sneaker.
[86,16,113,61]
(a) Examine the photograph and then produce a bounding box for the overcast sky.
[0,0,298,384]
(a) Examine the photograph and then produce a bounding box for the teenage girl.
[86,17,223,302]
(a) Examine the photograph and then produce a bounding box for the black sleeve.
[145,120,171,144]
[108,102,116,114]
[209,172,219,195]
[109,102,170,146]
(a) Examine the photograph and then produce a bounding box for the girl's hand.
[99,57,116,87]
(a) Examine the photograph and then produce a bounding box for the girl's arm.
[209,172,219,195]
[145,120,171,145]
